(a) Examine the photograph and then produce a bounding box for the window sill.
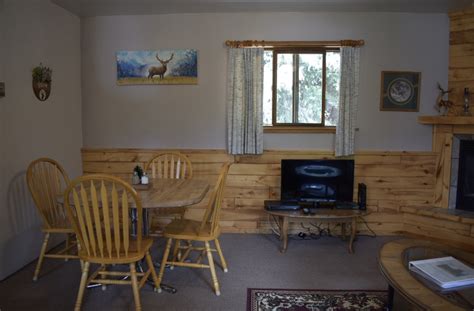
[263,126,336,133]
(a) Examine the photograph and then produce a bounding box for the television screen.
[281,159,355,203]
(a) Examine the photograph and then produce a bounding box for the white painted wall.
[81,12,448,151]
[0,0,82,280]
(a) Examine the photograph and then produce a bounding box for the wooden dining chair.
[156,163,230,296]
[64,174,159,311]
[144,152,193,235]
[26,158,79,281]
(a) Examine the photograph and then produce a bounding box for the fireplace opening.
[456,140,474,212]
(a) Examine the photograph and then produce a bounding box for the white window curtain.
[226,48,264,155]
[335,46,361,157]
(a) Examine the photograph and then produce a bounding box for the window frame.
[264,46,340,130]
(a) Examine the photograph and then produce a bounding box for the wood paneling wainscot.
[82,148,436,235]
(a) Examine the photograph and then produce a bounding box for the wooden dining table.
[58,177,210,237]
[131,178,210,235]
[136,178,210,208]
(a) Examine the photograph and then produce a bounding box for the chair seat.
[79,238,154,264]
[164,219,220,241]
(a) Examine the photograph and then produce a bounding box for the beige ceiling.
[51,0,473,17]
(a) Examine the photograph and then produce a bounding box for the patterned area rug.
[247,288,388,311]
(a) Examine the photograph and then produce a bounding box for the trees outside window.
[263,48,340,128]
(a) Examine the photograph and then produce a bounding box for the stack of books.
[409,256,474,289]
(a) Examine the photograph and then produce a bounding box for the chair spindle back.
[27,158,70,229]
[64,174,142,260]
[145,152,193,179]
[200,163,230,235]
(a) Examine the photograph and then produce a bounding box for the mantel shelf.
[418,115,474,125]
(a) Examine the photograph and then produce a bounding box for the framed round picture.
[380,71,421,111]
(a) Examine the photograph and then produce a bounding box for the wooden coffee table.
[265,208,367,253]
[379,239,474,310]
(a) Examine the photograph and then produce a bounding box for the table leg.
[280,216,288,253]
[279,216,284,241]
[142,209,149,236]
[132,208,177,294]
[348,217,357,254]
[131,208,138,236]
[387,284,394,311]
[138,259,178,294]
[131,208,150,236]
[341,222,347,240]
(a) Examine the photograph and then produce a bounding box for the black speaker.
[358,183,367,210]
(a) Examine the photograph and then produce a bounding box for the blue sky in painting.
[116,50,197,79]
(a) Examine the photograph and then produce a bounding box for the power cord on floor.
[296,222,337,240]
[269,214,281,238]
[268,214,322,240]
[296,222,320,240]
[357,216,377,238]
[309,222,333,237]
[268,214,376,240]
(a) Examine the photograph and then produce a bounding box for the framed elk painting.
[116,49,198,85]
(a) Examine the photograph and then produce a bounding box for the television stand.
[265,208,368,253]
[264,200,361,211]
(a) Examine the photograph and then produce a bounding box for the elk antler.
[437,83,452,95]
[156,53,174,64]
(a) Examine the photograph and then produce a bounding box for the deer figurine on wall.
[435,83,453,116]
[148,53,174,79]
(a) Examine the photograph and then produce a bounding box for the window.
[263,48,341,129]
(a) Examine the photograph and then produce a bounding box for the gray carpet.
[0,234,397,311]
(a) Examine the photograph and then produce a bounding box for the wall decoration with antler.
[32,63,52,101]
[435,83,453,116]
[116,49,198,85]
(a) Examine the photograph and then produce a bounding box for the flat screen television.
[281,159,355,203]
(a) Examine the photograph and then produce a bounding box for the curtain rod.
[225,40,365,48]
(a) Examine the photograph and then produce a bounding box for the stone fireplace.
[418,115,474,209]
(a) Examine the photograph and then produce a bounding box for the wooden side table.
[265,208,367,253]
